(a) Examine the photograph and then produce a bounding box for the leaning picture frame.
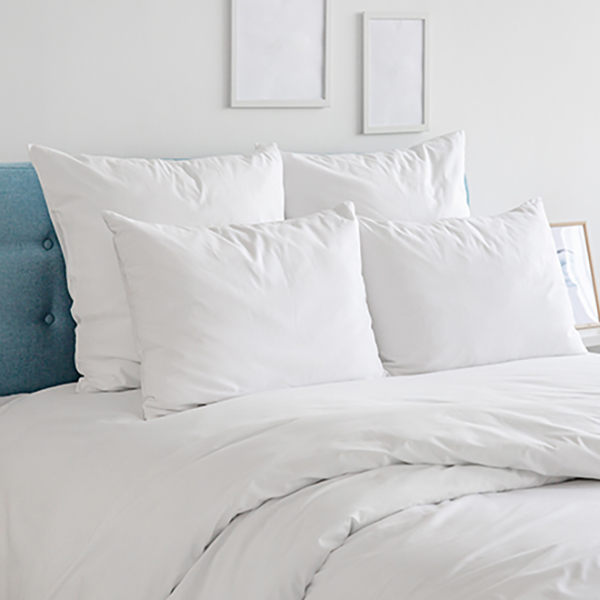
[231,0,330,108]
[551,221,600,329]
[363,12,429,134]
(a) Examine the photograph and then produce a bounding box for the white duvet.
[2,354,600,600]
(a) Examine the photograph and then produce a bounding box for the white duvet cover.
[2,354,600,600]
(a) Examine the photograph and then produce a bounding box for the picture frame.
[363,12,429,134]
[231,0,330,108]
[551,221,600,329]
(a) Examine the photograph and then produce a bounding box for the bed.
[2,133,600,600]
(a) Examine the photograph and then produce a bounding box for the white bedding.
[2,354,600,599]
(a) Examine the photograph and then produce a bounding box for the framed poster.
[363,12,428,134]
[551,221,600,329]
[231,0,330,107]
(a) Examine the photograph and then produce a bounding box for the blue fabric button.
[44,313,55,325]
[42,238,54,250]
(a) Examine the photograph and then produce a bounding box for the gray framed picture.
[231,0,330,107]
[551,221,600,329]
[363,12,428,134]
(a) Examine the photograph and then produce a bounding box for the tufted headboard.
[0,163,79,396]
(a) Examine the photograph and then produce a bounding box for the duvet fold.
[170,465,558,600]
[2,354,600,600]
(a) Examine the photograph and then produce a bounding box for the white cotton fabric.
[28,144,284,393]
[104,203,384,418]
[2,354,600,600]
[360,198,586,375]
[282,131,469,221]
[305,479,600,600]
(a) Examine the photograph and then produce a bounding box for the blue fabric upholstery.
[0,163,78,395]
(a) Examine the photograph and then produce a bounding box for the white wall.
[2,0,600,263]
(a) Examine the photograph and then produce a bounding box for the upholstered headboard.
[0,163,78,396]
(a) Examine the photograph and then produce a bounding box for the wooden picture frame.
[363,12,429,134]
[551,221,600,329]
[231,0,330,108]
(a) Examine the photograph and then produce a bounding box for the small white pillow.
[283,131,469,221]
[359,198,586,375]
[29,144,284,393]
[104,203,385,418]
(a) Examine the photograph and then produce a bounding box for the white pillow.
[29,144,284,393]
[103,203,385,418]
[359,198,586,375]
[283,131,469,221]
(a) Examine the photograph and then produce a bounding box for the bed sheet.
[2,354,600,599]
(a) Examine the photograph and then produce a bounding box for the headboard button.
[42,238,54,250]
[44,313,56,325]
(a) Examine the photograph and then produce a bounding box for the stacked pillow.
[104,203,385,418]
[30,133,585,419]
[359,198,585,375]
[282,130,468,221]
[30,144,284,393]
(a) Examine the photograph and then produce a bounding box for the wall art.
[551,221,600,329]
[231,0,330,107]
[363,12,428,134]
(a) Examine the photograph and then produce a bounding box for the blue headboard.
[0,163,79,396]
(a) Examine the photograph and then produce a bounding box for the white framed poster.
[231,0,330,107]
[363,12,428,134]
[551,221,600,329]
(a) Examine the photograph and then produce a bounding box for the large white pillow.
[283,131,469,221]
[29,144,284,393]
[359,198,586,375]
[103,203,385,418]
